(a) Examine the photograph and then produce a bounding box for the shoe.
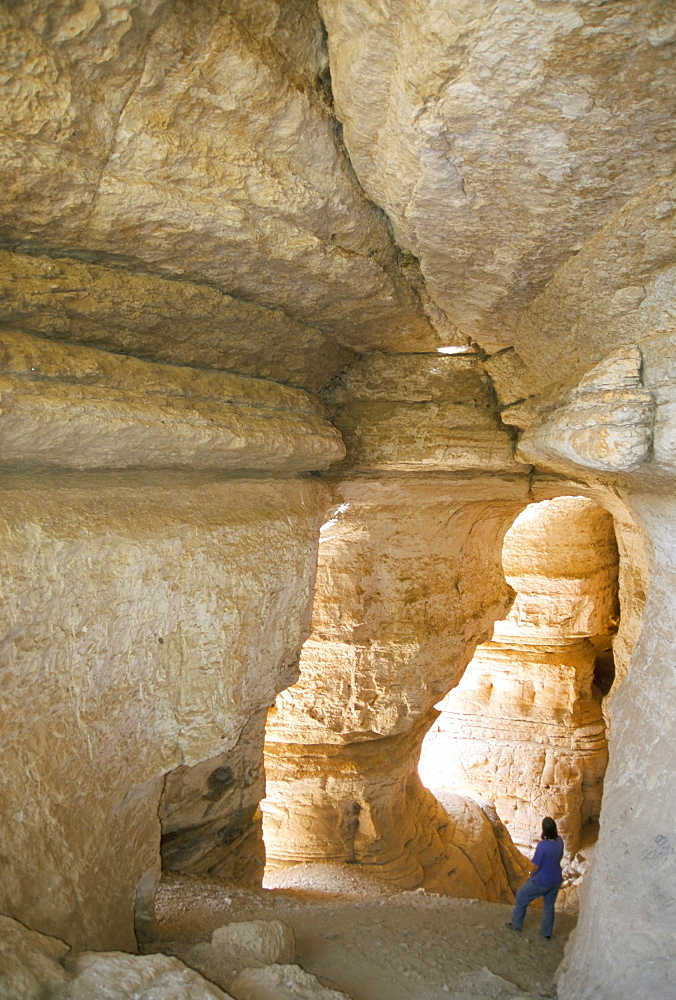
[506,923,521,932]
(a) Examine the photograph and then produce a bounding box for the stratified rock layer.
[0,330,345,473]
[420,497,619,854]
[322,353,520,474]
[0,250,355,392]
[263,470,531,896]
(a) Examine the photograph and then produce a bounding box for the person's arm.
[528,841,544,875]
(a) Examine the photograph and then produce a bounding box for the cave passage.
[419,496,620,867]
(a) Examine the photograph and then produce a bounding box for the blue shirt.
[531,836,564,888]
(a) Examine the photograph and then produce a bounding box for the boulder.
[183,921,296,990]
[230,965,351,1000]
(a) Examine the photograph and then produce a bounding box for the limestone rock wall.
[0,330,345,473]
[491,187,676,997]
[159,709,268,886]
[0,470,327,950]
[322,352,522,474]
[0,0,441,357]
[557,493,676,1000]
[263,353,531,896]
[319,0,675,351]
[0,329,341,951]
[0,2,674,993]
[0,249,355,392]
[420,497,619,855]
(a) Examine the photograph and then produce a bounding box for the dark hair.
[542,817,558,840]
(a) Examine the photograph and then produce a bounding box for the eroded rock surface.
[0,250,355,391]
[420,497,619,854]
[62,951,233,999]
[0,915,70,1000]
[262,354,536,897]
[0,3,674,998]
[230,964,352,1000]
[0,473,325,949]
[0,0,439,354]
[322,353,520,474]
[320,0,675,349]
[0,330,344,473]
[179,920,296,992]
[160,710,268,885]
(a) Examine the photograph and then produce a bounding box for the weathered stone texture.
[0,914,70,1000]
[0,472,325,949]
[558,493,676,1000]
[180,920,296,991]
[0,1,439,353]
[0,250,355,391]
[323,353,521,474]
[517,347,655,476]
[420,497,619,854]
[263,474,532,894]
[0,330,345,472]
[230,963,351,1000]
[63,951,233,999]
[160,709,267,885]
[515,175,676,396]
[320,0,675,350]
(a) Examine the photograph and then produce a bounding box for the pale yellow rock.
[263,474,532,895]
[263,724,527,901]
[499,497,620,642]
[320,0,675,349]
[517,347,654,474]
[557,490,676,1000]
[229,963,351,1000]
[184,921,296,988]
[0,0,163,239]
[62,951,233,1000]
[515,176,676,395]
[0,250,355,391]
[0,330,345,472]
[0,914,70,1000]
[0,472,325,949]
[323,354,521,473]
[419,497,619,854]
[483,350,542,408]
[0,2,438,353]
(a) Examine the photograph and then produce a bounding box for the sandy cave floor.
[150,865,576,1000]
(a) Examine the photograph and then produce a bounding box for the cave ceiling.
[0,0,674,384]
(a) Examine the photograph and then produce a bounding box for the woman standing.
[509,817,564,939]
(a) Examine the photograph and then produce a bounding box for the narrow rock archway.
[419,496,620,863]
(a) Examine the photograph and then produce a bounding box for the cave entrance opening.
[418,496,620,874]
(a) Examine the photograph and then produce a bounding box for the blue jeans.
[511,878,559,937]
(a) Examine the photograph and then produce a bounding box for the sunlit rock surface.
[0,3,674,997]
[63,951,233,999]
[420,497,619,855]
[262,358,528,896]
